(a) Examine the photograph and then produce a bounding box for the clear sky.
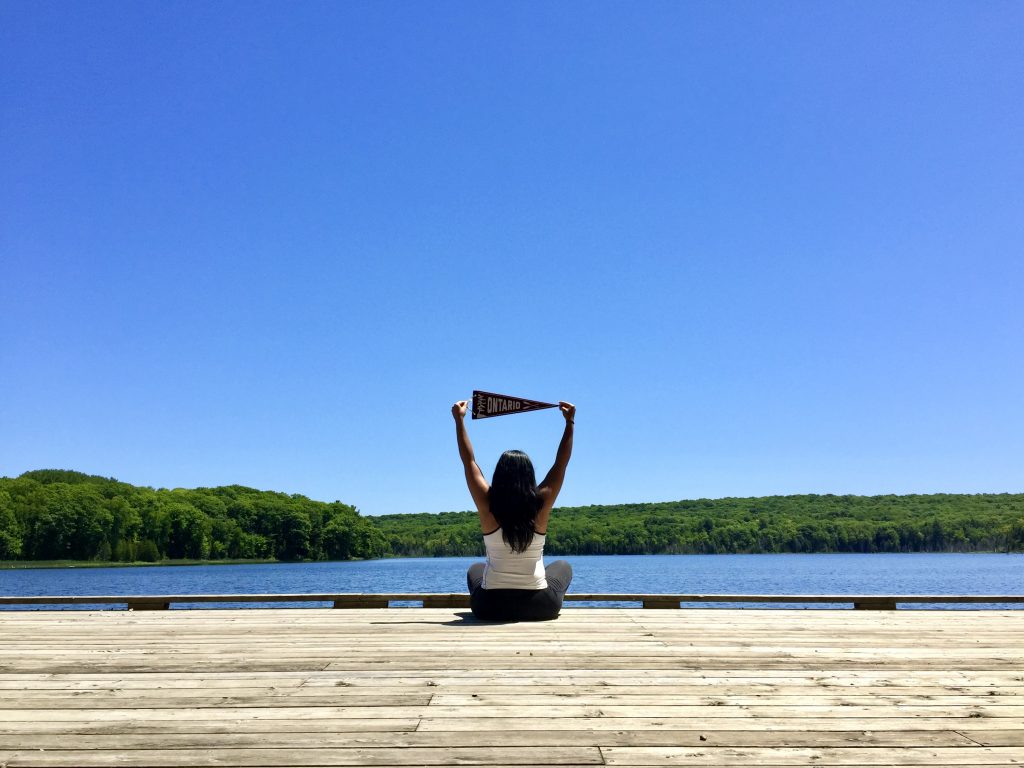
[2,2,1021,516]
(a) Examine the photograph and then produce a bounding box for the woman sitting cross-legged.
[451,398,575,621]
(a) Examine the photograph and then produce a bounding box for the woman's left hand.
[559,401,576,423]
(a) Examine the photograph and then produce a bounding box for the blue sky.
[2,2,1021,516]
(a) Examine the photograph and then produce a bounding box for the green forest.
[375,495,1024,557]
[0,470,386,563]
[1,470,1022,564]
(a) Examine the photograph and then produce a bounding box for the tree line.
[373,494,1024,557]
[0,470,386,562]
[1,470,1022,563]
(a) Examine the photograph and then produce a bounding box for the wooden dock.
[1,607,1022,766]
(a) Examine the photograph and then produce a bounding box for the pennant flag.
[472,390,558,420]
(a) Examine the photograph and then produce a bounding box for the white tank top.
[481,529,547,590]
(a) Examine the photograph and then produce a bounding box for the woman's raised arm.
[452,400,490,520]
[538,402,575,519]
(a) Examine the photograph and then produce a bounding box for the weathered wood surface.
[0,609,1022,766]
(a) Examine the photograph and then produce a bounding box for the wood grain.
[0,608,1021,766]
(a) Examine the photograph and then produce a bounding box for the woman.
[451,398,575,621]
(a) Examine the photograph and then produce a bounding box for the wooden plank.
[426,693,1024,707]
[2,718,1019,737]
[0,730,983,750]
[0,746,604,766]
[422,595,471,608]
[125,600,169,611]
[2,684,1015,700]
[601,746,1024,765]
[416,717,1024,733]
[5,703,1023,719]
[333,598,389,608]
[6,689,1018,705]
[1,693,434,708]
[854,599,898,610]
[642,598,680,608]
[3,646,1020,659]
[0,706,432,722]
[0,718,420,735]
[960,730,1024,747]
[0,669,1020,683]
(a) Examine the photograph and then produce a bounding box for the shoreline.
[0,558,279,570]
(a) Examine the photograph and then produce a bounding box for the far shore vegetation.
[2,470,1022,566]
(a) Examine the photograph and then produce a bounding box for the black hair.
[488,449,542,553]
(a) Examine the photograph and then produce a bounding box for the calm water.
[2,553,1021,609]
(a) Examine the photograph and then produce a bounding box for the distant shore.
[4,471,1022,563]
[0,558,278,570]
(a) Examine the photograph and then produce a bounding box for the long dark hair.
[488,449,542,553]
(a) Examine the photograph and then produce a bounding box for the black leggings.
[466,560,573,621]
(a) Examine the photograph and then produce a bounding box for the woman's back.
[482,529,547,589]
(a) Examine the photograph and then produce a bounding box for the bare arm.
[537,402,575,529]
[452,400,494,530]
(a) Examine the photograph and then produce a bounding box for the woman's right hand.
[559,401,576,423]
[452,400,469,420]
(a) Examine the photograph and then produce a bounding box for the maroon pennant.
[472,390,558,420]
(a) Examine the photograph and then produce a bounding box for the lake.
[2,553,1021,609]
